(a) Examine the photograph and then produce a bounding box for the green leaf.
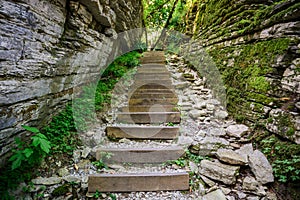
[31,134,51,153]
[36,133,47,140]
[22,125,40,133]
[23,148,33,158]
[39,139,51,154]
[9,151,24,170]
[32,136,40,147]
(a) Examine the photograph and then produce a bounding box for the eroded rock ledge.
[0,0,143,165]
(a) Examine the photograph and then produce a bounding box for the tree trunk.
[151,0,179,51]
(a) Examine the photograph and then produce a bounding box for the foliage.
[143,0,187,29]
[92,152,112,170]
[93,190,102,198]
[92,160,108,170]
[259,135,300,183]
[165,149,208,167]
[9,126,51,170]
[0,51,141,199]
[0,126,51,199]
[209,38,290,122]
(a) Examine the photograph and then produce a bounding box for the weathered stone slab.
[199,160,240,185]
[189,137,230,156]
[96,146,185,163]
[226,124,249,138]
[235,143,253,162]
[203,189,227,200]
[249,150,274,184]
[106,125,179,139]
[116,112,181,124]
[88,172,189,192]
[216,149,247,165]
[32,177,62,185]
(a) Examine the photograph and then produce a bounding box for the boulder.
[199,160,240,185]
[243,176,259,191]
[216,149,247,165]
[202,189,226,200]
[214,110,228,119]
[235,143,253,162]
[249,150,274,184]
[226,124,249,137]
[207,127,226,136]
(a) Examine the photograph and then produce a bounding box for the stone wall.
[185,0,300,143]
[0,0,143,165]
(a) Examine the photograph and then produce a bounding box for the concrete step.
[116,112,181,124]
[106,125,179,139]
[120,105,178,112]
[88,172,189,192]
[129,97,178,105]
[96,146,185,164]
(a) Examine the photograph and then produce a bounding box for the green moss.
[209,38,290,121]
[52,184,70,197]
[274,113,296,138]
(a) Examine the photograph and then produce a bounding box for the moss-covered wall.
[185,0,300,143]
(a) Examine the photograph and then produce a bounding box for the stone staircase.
[88,51,190,193]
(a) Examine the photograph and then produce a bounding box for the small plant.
[260,135,300,183]
[166,122,175,126]
[92,160,108,170]
[9,125,51,170]
[109,193,117,200]
[93,190,102,198]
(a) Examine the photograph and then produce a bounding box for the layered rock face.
[185,0,300,143]
[0,0,143,165]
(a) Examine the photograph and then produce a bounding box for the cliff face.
[185,0,300,143]
[0,0,143,164]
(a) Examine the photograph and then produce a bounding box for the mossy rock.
[52,184,70,197]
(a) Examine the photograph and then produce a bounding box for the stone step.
[135,74,170,79]
[130,93,176,98]
[106,125,179,139]
[131,88,175,93]
[129,97,178,105]
[96,146,185,163]
[116,112,181,124]
[134,74,170,81]
[130,84,174,90]
[136,70,169,73]
[133,81,173,88]
[120,105,178,112]
[141,58,166,64]
[137,70,169,74]
[88,172,189,192]
[142,51,165,57]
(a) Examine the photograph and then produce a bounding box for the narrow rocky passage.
[27,51,277,200]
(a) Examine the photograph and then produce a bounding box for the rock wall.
[185,0,300,143]
[0,0,143,165]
